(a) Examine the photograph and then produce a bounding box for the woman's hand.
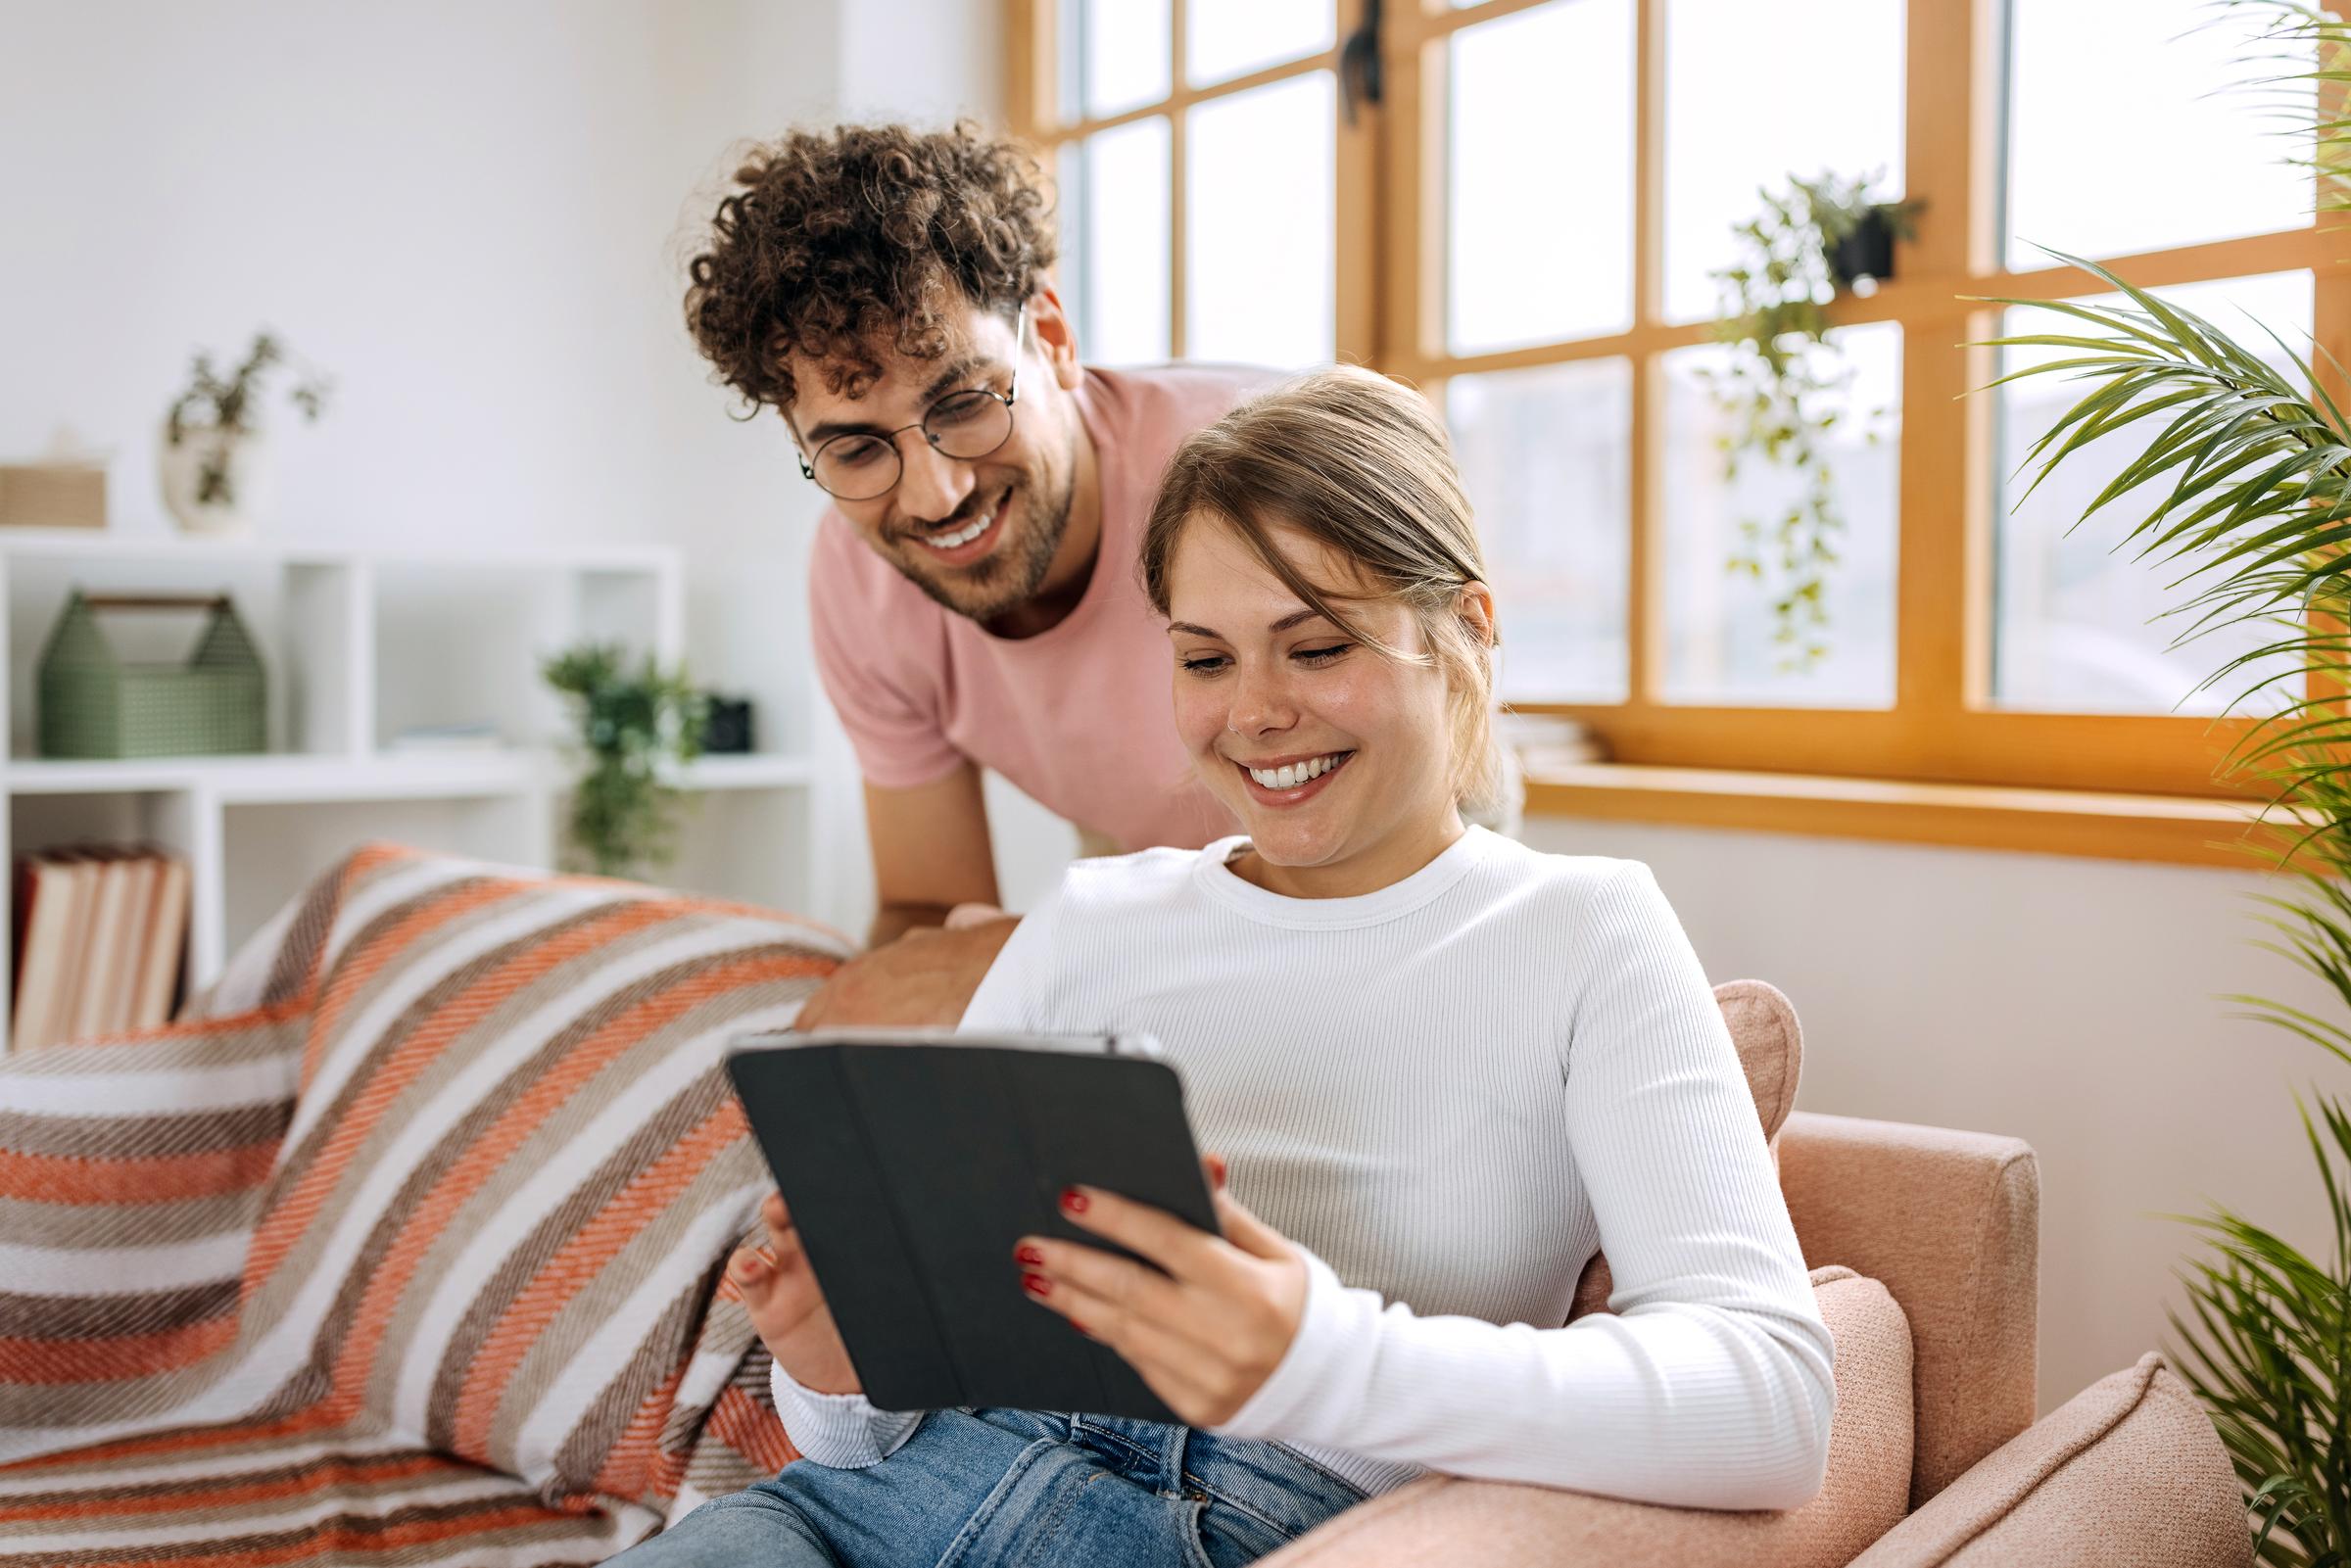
[1013,1155,1307,1426]
[733,1192,861,1397]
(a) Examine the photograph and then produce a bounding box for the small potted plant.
[159,331,330,540]
[1705,172,1918,667]
[542,642,709,879]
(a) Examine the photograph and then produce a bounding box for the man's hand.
[1012,1155,1309,1427]
[794,915,1019,1030]
[733,1192,860,1396]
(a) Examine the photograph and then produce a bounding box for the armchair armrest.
[1257,1268,1914,1568]
[1847,1354,2250,1568]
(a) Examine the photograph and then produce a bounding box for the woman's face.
[1165,515,1469,898]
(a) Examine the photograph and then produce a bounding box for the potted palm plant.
[1987,4,2351,1557]
[159,332,330,540]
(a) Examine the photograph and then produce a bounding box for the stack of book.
[10,846,191,1051]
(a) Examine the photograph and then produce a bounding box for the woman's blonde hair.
[1140,363,1501,810]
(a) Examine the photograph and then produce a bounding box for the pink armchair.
[1259,986,2252,1567]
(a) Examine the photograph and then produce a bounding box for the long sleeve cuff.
[768,1359,923,1469]
[1219,1246,1361,1444]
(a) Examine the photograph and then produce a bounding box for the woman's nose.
[1226,663,1297,736]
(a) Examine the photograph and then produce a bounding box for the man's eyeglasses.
[794,306,1028,502]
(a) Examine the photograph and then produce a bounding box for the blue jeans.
[610,1409,1368,1567]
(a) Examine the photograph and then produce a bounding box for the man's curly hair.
[684,121,1057,418]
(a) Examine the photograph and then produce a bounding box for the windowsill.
[1520,759,2285,869]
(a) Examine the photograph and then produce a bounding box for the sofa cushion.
[1569,977,1801,1322]
[1847,1354,2252,1568]
[1260,1265,1914,1568]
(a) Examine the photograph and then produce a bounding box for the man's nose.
[896,437,977,523]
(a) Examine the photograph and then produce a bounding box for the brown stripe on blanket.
[0,1104,288,1162]
[420,1076,724,1455]
[0,1282,237,1341]
[0,1448,476,1513]
[255,844,447,1012]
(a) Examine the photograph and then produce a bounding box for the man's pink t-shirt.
[808,364,1273,853]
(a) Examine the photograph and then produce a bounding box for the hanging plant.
[542,642,708,879]
[1704,172,1918,668]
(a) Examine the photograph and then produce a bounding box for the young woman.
[615,366,1834,1567]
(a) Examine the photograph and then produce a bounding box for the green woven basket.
[37,591,266,758]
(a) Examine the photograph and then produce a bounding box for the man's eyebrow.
[1166,608,1336,640]
[799,352,997,446]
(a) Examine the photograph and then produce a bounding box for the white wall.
[1521,814,2341,1415]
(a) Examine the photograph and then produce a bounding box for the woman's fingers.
[1211,1186,1293,1262]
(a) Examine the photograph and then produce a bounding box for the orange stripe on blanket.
[0,1451,464,1522]
[315,948,828,1421]
[0,1139,281,1206]
[248,899,677,1292]
[55,996,312,1050]
[707,1384,798,1477]
[447,1107,743,1460]
[0,1314,237,1385]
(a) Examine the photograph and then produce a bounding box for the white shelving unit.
[0,530,824,1050]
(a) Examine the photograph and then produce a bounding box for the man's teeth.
[920,508,995,550]
[1248,753,1347,789]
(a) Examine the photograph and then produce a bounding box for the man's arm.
[794,762,1016,1030]
[864,762,998,945]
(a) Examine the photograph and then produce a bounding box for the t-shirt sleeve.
[808,521,965,789]
[955,874,1073,1031]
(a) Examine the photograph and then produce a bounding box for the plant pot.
[158,422,272,540]
[1827,205,1900,292]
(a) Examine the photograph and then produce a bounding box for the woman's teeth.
[920,507,995,550]
[1247,752,1349,789]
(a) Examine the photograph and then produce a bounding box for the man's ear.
[1030,285,1083,391]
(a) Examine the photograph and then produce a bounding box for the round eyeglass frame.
[795,306,1030,502]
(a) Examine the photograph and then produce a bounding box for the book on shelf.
[9,844,190,1052]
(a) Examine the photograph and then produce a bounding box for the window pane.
[2005,0,2311,269]
[1448,1,1634,355]
[1660,323,1902,707]
[1663,0,1903,324]
[1188,0,1332,86]
[1448,360,1632,702]
[1185,73,1335,366]
[1075,119,1172,366]
[1992,270,2312,715]
[1053,143,1086,356]
[1061,0,1172,121]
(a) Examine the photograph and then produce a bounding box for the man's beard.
[890,467,1076,625]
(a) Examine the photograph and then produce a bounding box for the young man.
[683,122,1268,1019]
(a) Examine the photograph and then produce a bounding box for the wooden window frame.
[1009,0,2351,863]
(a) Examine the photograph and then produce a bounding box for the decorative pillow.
[1568,977,1803,1322]
[0,842,849,1520]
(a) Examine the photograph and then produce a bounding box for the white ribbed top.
[773,828,1835,1510]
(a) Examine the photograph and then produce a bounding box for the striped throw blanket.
[0,841,851,1565]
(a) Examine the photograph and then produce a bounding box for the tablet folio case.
[725,1034,1220,1423]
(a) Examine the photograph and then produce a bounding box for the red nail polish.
[1060,1187,1089,1214]
[1015,1244,1045,1266]
[1022,1272,1051,1298]
[1071,1319,1090,1337]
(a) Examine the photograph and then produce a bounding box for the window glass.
[1660,323,1902,707]
[1448,0,1635,354]
[1186,73,1336,366]
[1992,270,2312,715]
[1448,359,1634,702]
[1061,0,1172,121]
[1075,119,1173,365]
[1188,0,1332,86]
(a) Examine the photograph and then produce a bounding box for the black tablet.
[723,1028,1220,1423]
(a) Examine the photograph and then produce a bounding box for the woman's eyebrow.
[1166,608,1333,640]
